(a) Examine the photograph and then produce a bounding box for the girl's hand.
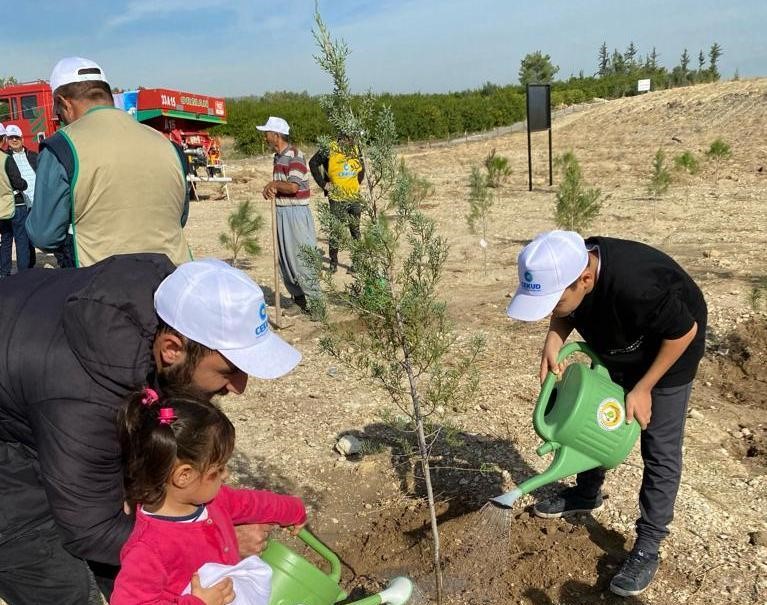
[190,574,235,605]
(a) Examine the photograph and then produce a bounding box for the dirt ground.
[186,78,767,604]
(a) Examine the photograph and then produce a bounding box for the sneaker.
[609,549,659,597]
[532,488,604,518]
[293,294,308,312]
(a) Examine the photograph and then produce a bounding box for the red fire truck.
[0,82,226,172]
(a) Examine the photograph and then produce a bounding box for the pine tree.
[218,200,264,268]
[483,148,511,187]
[648,47,659,71]
[466,166,492,274]
[624,41,638,69]
[611,49,626,75]
[706,138,732,186]
[311,10,483,603]
[648,149,671,221]
[697,50,706,76]
[598,41,609,77]
[673,150,700,201]
[680,49,690,81]
[553,152,601,233]
[709,42,723,81]
[518,51,559,85]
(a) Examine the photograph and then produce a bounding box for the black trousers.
[0,442,115,604]
[575,382,692,553]
[328,199,361,263]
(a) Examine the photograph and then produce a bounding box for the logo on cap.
[521,269,541,291]
[524,271,534,282]
[255,302,269,336]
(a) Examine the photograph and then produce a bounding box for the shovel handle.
[296,528,342,583]
[534,341,607,439]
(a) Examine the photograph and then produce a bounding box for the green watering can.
[491,341,641,508]
[261,528,413,605]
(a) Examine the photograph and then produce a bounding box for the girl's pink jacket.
[111,485,306,604]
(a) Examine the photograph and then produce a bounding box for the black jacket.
[308,147,365,198]
[0,253,175,564]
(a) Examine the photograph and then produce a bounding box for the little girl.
[111,388,306,605]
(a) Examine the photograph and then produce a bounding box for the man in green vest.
[27,57,192,267]
[309,134,365,273]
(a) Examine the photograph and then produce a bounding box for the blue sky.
[9,1,767,97]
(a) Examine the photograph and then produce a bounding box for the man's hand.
[191,574,235,605]
[235,523,275,557]
[262,181,278,200]
[287,520,308,537]
[626,386,652,430]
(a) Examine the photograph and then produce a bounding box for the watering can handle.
[296,528,342,583]
[533,341,608,439]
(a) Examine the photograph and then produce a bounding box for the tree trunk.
[395,308,444,604]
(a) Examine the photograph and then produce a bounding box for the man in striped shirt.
[259,116,318,313]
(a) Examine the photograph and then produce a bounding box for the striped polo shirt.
[273,145,311,206]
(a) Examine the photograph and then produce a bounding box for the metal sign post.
[526,84,553,191]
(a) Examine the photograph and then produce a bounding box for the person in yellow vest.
[309,134,365,273]
[0,145,27,240]
[27,57,191,267]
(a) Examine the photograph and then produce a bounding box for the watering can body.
[261,529,347,605]
[261,529,411,605]
[492,342,640,508]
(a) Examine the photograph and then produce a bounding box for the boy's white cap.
[154,258,301,380]
[5,125,22,137]
[506,230,589,322]
[256,116,290,135]
[0,124,5,136]
[50,57,108,93]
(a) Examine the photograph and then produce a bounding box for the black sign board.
[526,84,553,191]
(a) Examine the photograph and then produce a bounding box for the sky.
[8,0,767,97]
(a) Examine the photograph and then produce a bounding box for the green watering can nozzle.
[377,576,414,605]
[490,487,523,509]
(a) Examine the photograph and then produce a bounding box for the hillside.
[183,78,767,604]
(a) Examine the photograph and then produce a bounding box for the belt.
[14,203,26,207]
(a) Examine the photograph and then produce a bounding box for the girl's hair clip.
[158,407,176,426]
[141,387,159,406]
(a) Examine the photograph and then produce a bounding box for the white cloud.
[106,0,231,29]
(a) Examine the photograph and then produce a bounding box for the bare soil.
[188,79,767,604]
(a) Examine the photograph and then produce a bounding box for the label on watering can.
[597,399,624,431]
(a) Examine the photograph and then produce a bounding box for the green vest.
[0,156,16,220]
[61,107,190,267]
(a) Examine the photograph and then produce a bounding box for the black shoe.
[533,488,604,518]
[293,294,308,312]
[609,548,659,597]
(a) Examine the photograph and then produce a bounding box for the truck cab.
[0,81,57,151]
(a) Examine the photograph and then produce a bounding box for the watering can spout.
[491,445,601,509]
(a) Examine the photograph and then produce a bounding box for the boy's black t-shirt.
[570,237,707,389]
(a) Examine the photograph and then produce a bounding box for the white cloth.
[182,556,272,605]
[11,151,36,207]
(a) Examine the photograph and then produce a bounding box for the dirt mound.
[330,499,687,604]
[713,317,767,409]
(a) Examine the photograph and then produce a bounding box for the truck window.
[9,98,18,119]
[0,100,9,122]
[21,95,38,119]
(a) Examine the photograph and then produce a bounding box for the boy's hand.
[626,386,652,429]
[190,574,235,605]
[540,334,565,384]
[287,520,308,536]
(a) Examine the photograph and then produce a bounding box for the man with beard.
[0,254,301,605]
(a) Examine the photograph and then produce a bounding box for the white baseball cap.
[154,258,301,380]
[0,124,5,136]
[50,57,108,93]
[5,125,22,138]
[506,231,589,322]
[256,116,290,136]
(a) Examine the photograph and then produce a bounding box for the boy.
[506,230,707,597]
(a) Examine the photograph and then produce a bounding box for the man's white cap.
[50,57,108,93]
[154,258,301,379]
[0,124,5,136]
[256,116,290,136]
[506,230,589,322]
[5,125,22,138]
